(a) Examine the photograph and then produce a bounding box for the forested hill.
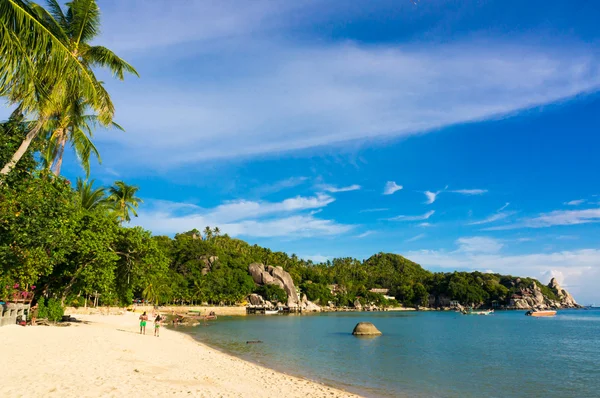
[115,231,580,309]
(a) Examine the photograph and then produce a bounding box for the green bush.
[255,284,288,303]
[37,298,48,319]
[47,298,64,322]
[35,298,64,322]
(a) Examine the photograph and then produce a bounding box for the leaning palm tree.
[0,0,138,179]
[106,181,142,223]
[75,177,106,211]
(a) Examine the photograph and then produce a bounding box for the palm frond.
[44,0,67,30]
[0,0,99,115]
[70,125,101,176]
[69,0,99,46]
[84,45,139,80]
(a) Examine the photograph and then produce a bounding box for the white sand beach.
[0,313,359,398]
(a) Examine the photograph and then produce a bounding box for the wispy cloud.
[450,189,488,195]
[254,176,309,195]
[418,222,433,227]
[565,199,585,206]
[92,9,600,169]
[383,181,403,195]
[424,191,440,204]
[456,236,504,253]
[389,210,435,222]
[406,233,426,242]
[485,208,600,230]
[133,194,353,238]
[469,203,516,225]
[355,230,376,238]
[320,184,361,193]
[424,187,487,205]
[360,208,389,213]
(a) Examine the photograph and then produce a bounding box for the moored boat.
[461,309,494,315]
[264,310,279,315]
[525,310,556,317]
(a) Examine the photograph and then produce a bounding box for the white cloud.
[565,199,585,206]
[355,230,376,238]
[456,236,504,253]
[321,184,361,193]
[93,32,600,168]
[418,222,433,227]
[469,203,515,225]
[424,191,440,204]
[255,176,309,195]
[486,208,600,230]
[360,208,389,213]
[389,210,435,222]
[406,233,426,242]
[450,189,488,195]
[383,181,403,195]
[133,194,353,238]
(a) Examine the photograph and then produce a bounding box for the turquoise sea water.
[178,310,600,397]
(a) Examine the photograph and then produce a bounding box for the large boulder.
[270,266,299,305]
[248,263,300,306]
[353,299,363,310]
[248,293,265,306]
[248,263,266,285]
[352,322,382,336]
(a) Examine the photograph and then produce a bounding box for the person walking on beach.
[139,312,148,335]
[154,314,162,337]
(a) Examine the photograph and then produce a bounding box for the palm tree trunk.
[0,122,44,182]
[51,134,68,176]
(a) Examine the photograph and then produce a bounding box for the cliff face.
[510,278,579,309]
[248,263,300,307]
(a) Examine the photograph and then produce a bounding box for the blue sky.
[4,0,600,302]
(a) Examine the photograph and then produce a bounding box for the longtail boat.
[525,310,556,317]
[461,309,494,315]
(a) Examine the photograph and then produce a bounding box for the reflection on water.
[178,310,600,398]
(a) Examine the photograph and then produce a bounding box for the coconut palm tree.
[106,181,142,223]
[213,227,221,237]
[203,226,213,240]
[75,177,106,211]
[0,0,138,179]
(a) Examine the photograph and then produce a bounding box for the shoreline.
[0,312,360,397]
[176,322,386,398]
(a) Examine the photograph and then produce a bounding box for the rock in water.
[352,322,382,336]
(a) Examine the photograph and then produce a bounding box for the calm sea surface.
[177,310,600,397]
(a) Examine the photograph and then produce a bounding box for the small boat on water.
[264,310,279,315]
[525,310,556,317]
[461,309,494,315]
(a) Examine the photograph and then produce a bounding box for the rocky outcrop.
[300,294,321,312]
[200,256,218,275]
[548,278,579,308]
[352,322,382,336]
[353,299,362,310]
[510,279,580,309]
[248,263,300,307]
